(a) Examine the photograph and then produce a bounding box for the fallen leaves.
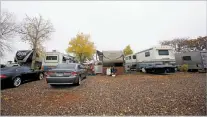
[1,73,206,116]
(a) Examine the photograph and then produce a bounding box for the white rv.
[135,46,176,73]
[41,50,75,71]
[124,54,137,71]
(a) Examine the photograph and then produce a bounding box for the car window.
[1,67,18,72]
[23,67,31,72]
[56,64,76,69]
[16,67,25,72]
[16,67,31,72]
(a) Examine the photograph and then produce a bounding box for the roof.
[134,45,173,55]
[102,51,123,59]
[134,48,153,55]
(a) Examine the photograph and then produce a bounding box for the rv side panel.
[201,51,207,69]
[175,51,203,70]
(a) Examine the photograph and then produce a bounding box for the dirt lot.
[1,72,206,116]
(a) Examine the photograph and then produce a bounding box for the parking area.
[1,72,206,116]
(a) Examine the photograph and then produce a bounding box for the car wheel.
[50,84,56,87]
[38,73,44,80]
[75,76,81,86]
[13,77,22,87]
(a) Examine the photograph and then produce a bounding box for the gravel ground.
[1,72,206,116]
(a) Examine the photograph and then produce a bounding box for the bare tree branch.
[17,14,55,69]
[0,9,17,57]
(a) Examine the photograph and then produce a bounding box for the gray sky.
[1,1,206,64]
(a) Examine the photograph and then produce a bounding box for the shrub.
[180,64,188,72]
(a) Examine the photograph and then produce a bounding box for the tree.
[160,36,207,52]
[160,38,188,52]
[17,14,54,69]
[123,45,133,56]
[185,36,207,51]
[66,33,96,63]
[0,10,17,57]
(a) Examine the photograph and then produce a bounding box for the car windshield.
[56,64,76,69]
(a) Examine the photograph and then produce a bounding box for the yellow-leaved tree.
[66,32,96,63]
[123,45,133,56]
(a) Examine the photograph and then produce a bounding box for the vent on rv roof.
[52,50,57,52]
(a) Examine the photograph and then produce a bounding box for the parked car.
[46,63,87,87]
[0,66,44,88]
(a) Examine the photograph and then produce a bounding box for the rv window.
[183,56,191,61]
[46,56,57,60]
[129,56,131,60]
[125,57,128,60]
[133,55,136,59]
[145,52,150,57]
[158,50,169,55]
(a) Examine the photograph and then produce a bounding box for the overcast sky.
[1,1,206,64]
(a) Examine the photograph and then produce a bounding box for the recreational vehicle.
[102,50,124,67]
[124,54,137,71]
[102,50,124,75]
[175,51,207,72]
[41,50,76,71]
[14,50,42,67]
[135,46,176,73]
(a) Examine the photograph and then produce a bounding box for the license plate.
[56,73,63,76]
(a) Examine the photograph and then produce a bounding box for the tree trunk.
[31,41,37,69]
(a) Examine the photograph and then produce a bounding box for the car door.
[16,67,28,80]
[23,67,37,80]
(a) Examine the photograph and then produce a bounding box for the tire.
[12,77,22,87]
[50,84,56,87]
[74,76,81,86]
[38,73,44,80]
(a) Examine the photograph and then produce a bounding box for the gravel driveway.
[1,72,206,116]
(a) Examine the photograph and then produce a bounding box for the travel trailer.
[102,50,124,67]
[101,50,124,75]
[41,50,76,71]
[14,50,42,67]
[124,53,137,71]
[175,51,207,72]
[135,46,176,73]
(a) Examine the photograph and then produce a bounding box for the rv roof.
[134,46,173,55]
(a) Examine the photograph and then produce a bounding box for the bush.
[179,64,188,72]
